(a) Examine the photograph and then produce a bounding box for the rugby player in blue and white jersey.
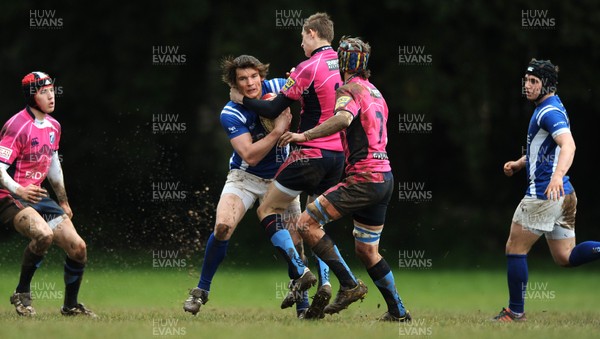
[494,59,600,322]
[183,55,311,317]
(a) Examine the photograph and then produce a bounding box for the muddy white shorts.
[221,169,301,215]
[512,192,577,239]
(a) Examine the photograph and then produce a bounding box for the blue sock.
[367,258,406,317]
[198,233,229,291]
[568,241,600,267]
[506,254,528,314]
[315,254,331,286]
[263,214,305,279]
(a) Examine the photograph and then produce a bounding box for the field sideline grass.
[0,263,599,339]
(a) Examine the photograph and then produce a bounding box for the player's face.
[301,29,314,57]
[523,74,542,101]
[34,85,55,113]
[235,68,263,99]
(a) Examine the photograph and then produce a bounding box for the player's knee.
[354,244,379,265]
[214,223,233,241]
[505,238,527,255]
[296,211,317,234]
[69,239,87,263]
[554,254,571,267]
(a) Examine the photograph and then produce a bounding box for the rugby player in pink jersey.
[230,12,349,315]
[279,37,411,322]
[0,72,96,317]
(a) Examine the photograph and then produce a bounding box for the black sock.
[16,247,44,293]
[64,256,85,308]
[312,234,357,289]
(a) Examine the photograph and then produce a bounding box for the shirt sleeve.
[220,106,249,139]
[264,78,286,94]
[0,122,24,165]
[539,110,570,138]
[334,84,360,118]
[280,65,310,101]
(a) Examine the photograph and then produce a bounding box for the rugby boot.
[323,279,368,314]
[10,291,36,316]
[61,303,97,318]
[183,287,209,315]
[492,307,527,322]
[379,310,412,322]
[303,284,332,320]
[281,268,317,309]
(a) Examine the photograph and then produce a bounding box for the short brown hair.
[303,12,334,43]
[221,55,269,88]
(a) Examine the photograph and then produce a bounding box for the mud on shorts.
[221,169,300,216]
[512,192,577,239]
[273,148,345,197]
[323,171,394,226]
[1,196,67,230]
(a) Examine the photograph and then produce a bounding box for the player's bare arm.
[503,155,526,177]
[278,110,353,147]
[544,132,576,201]
[229,110,292,167]
[47,151,73,218]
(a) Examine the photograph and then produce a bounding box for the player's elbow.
[240,155,260,167]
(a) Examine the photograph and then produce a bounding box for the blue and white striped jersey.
[525,95,574,199]
[220,78,288,179]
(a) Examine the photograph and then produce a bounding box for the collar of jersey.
[311,45,333,56]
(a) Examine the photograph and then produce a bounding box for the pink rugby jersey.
[281,46,343,152]
[0,108,61,199]
[334,77,391,174]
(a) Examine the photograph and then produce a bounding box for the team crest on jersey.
[49,131,55,144]
[335,95,352,110]
[0,146,12,160]
[282,78,296,91]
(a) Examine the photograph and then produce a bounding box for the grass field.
[0,258,599,339]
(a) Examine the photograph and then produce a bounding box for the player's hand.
[285,67,296,78]
[229,87,243,104]
[503,161,522,177]
[59,201,73,219]
[15,184,48,204]
[273,109,292,134]
[278,132,306,147]
[544,175,565,201]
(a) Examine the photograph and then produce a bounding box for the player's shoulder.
[45,115,61,130]
[535,96,567,121]
[2,109,30,131]
[336,81,364,96]
[220,101,250,124]
[263,78,286,93]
